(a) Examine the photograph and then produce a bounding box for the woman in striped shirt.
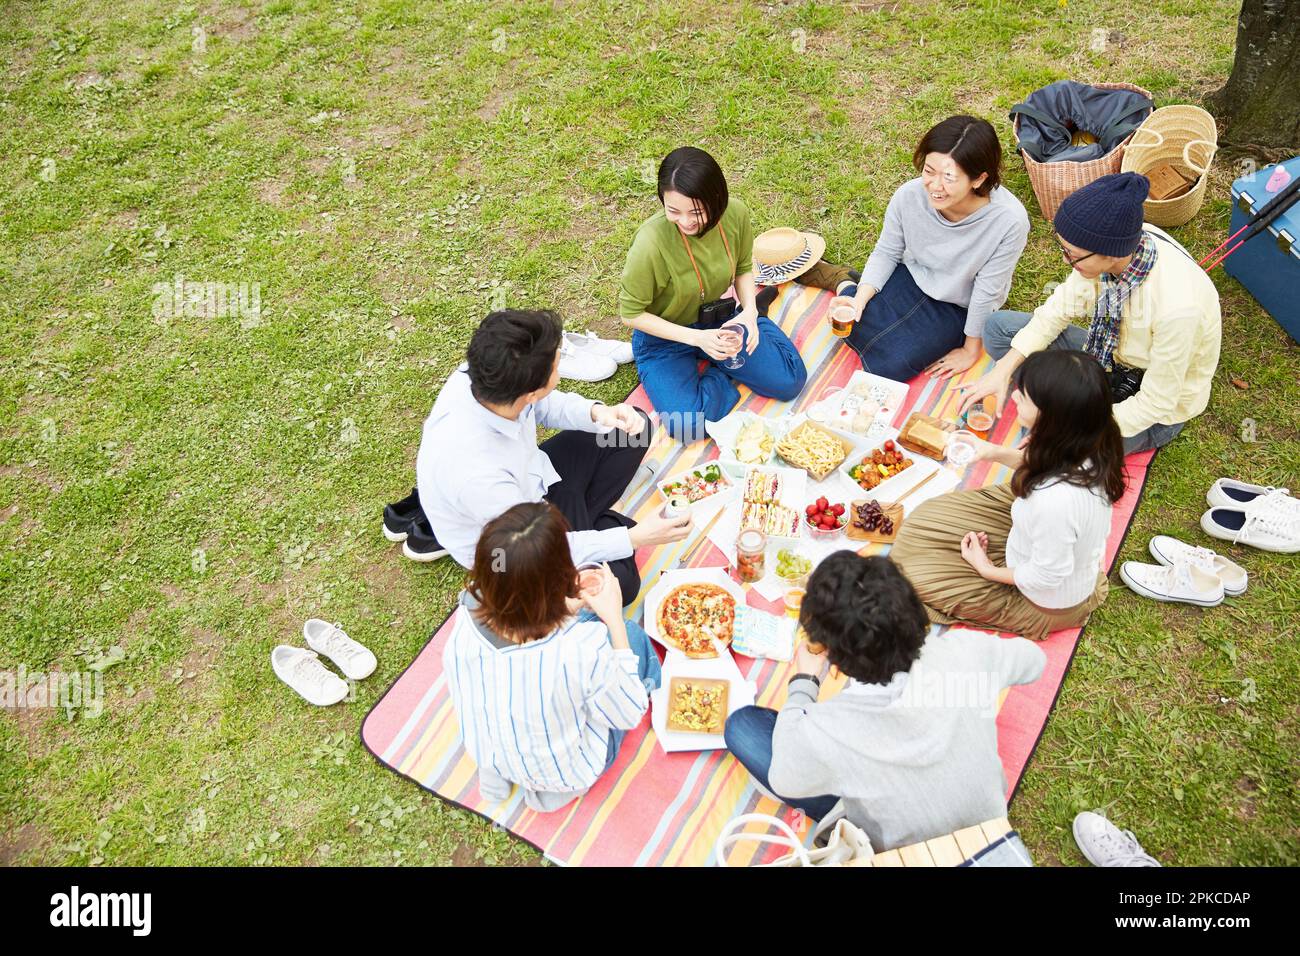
[444,502,661,812]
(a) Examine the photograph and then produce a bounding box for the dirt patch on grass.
[475,87,514,122]
[0,823,45,865]
[203,3,258,43]
[256,177,291,208]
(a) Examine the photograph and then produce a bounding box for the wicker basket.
[1014,81,1153,221]
[1119,105,1218,228]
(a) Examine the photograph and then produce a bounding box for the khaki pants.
[889,484,1108,641]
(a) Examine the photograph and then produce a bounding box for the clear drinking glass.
[719,325,747,370]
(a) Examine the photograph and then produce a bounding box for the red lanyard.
[678,224,735,300]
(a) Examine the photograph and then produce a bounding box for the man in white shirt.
[393,309,691,605]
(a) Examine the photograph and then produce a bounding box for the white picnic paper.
[650,651,755,753]
[896,463,960,514]
[705,410,783,475]
[732,606,797,661]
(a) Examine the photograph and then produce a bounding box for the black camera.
[698,297,739,328]
[1108,364,1146,403]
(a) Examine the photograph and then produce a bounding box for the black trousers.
[541,409,654,606]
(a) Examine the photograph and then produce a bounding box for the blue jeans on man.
[982,310,1185,455]
[632,314,807,443]
[723,705,840,820]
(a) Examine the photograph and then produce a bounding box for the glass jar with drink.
[736,528,767,583]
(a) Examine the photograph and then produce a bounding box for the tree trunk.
[1207,0,1300,156]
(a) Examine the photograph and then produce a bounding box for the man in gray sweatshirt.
[724,552,1046,852]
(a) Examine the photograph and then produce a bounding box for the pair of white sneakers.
[1199,479,1299,554]
[271,620,377,706]
[1120,478,1296,608]
[557,331,634,382]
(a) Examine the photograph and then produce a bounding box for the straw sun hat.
[752,227,826,285]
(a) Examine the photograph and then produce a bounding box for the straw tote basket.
[1014,81,1153,221]
[1119,104,1218,228]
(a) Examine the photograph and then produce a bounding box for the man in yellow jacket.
[960,172,1222,454]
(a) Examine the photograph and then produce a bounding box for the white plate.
[642,567,747,654]
[838,434,944,504]
[654,460,740,518]
[650,652,756,753]
[820,371,911,433]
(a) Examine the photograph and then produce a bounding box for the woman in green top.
[619,147,808,442]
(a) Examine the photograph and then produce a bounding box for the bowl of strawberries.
[804,496,848,539]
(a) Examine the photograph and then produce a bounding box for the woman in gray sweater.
[724,552,1045,851]
[832,115,1030,381]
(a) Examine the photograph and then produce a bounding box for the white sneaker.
[271,646,350,705]
[1148,535,1248,596]
[557,338,617,382]
[1072,812,1161,867]
[1206,478,1297,512]
[1201,494,1300,553]
[1119,558,1225,607]
[303,619,377,680]
[563,330,634,365]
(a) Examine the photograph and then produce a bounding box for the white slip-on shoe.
[1201,495,1300,554]
[303,619,377,681]
[557,339,617,382]
[1120,558,1225,608]
[563,330,634,365]
[1206,478,1296,512]
[271,646,350,706]
[1148,535,1248,596]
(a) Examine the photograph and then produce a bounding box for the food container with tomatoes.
[845,438,915,492]
[804,496,848,539]
[657,462,732,505]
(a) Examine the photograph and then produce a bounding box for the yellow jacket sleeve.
[1009,271,1096,356]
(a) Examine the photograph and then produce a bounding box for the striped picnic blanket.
[361,283,1155,866]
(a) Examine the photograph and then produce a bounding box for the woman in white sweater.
[890,349,1126,639]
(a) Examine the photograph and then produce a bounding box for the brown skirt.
[889,483,1108,641]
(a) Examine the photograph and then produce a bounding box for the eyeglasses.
[1057,240,1098,266]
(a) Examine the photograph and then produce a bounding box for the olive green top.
[618,198,755,327]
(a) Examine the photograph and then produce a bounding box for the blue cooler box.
[1226,156,1300,343]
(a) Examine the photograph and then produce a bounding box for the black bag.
[1010,81,1153,164]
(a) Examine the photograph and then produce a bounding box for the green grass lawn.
[2,0,1296,866]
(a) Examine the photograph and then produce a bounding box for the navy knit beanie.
[1054,172,1150,257]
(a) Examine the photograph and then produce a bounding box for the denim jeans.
[982,309,1186,455]
[723,705,840,820]
[842,265,967,382]
[576,609,663,771]
[632,312,807,443]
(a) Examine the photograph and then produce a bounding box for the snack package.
[731,606,797,661]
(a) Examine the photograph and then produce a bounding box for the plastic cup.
[965,408,994,440]
[945,430,978,468]
[783,587,805,619]
[829,303,855,338]
[576,562,604,597]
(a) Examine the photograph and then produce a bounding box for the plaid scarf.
[1083,233,1157,372]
